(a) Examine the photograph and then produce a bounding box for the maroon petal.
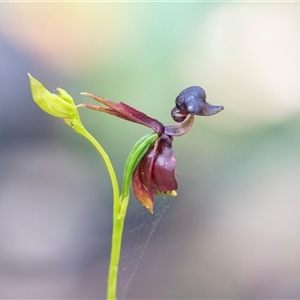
[119,102,164,136]
[132,161,154,213]
[170,107,188,123]
[132,134,178,213]
[81,92,164,135]
[140,134,178,194]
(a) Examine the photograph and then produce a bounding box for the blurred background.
[1,2,300,299]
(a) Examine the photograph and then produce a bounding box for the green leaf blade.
[121,132,158,200]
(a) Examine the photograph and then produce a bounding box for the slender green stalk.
[75,125,120,203]
[107,195,128,300]
[75,125,121,300]
[107,132,158,300]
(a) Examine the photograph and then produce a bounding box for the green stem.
[76,126,157,300]
[106,132,158,299]
[75,125,121,300]
[107,194,129,300]
[75,125,120,202]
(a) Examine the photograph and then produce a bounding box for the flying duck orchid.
[81,86,223,213]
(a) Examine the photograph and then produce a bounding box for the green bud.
[56,87,75,105]
[28,73,75,119]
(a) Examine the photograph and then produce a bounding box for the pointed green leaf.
[121,132,158,200]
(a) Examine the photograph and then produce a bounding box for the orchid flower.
[81,86,223,213]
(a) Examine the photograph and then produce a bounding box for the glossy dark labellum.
[171,86,224,122]
[176,86,207,114]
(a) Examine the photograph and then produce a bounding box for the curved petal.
[170,107,188,123]
[132,161,154,213]
[164,115,195,137]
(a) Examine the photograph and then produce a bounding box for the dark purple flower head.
[171,86,224,122]
[82,86,223,213]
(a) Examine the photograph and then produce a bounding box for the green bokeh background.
[1,2,300,299]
